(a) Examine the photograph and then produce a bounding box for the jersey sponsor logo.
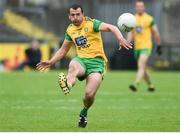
[75,36,91,50]
[75,36,87,46]
[136,26,143,33]
[77,44,91,50]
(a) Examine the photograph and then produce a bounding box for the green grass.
[0,70,180,131]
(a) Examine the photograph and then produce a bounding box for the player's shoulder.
[144,12,154,20]
[66,23,74,33]
[67,23,74,29]
[84,16,94,22]
[144,13,155,26]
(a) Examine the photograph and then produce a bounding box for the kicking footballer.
[36,4,132,128]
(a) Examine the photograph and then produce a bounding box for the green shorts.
[73,56,106,81]
[134,49,152,59]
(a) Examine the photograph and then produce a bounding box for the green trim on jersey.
[134,49,152,59]
[93,19,102,32]
[65,32,72,41]
[85,16,93,22]
[73,56,105,81]
[150,18,155,27]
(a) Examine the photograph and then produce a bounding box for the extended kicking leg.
[58,60,85,95]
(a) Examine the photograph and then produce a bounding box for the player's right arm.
[49,41,72,64]
[36,40,72,71]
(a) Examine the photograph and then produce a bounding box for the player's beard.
[72,19,82,26]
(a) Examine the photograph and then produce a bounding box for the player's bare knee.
[95,76,102,82]
[68,62,78,74]
[69,60,84,74]
[138,67,145,74]
[89,73,102,82]
[138,62,146,70]
[69,62,76,69]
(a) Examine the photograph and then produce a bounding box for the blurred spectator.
[0,59,16,72]
[16,39,42,70]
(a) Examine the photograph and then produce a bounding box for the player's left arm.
[151,24,161,45]
[99,22,132,50]
[151,20,162,55]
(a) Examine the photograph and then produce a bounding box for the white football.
[117,13,136,32]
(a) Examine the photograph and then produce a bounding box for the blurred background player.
[16,39,42,70]
[36,4,132,128]
[127,0,162,92]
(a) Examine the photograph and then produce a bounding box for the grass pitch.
[0,70,180,131]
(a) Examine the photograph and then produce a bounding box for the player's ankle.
[146,80,152,86]
[80,107,88,117]
[67,82,73,88]
[148,84,154,88]
[134,81,140,87]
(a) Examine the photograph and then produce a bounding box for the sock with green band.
[148,83,154,88]
[80,107,88,117]
[134,81,140,87]
[146,80,151,86]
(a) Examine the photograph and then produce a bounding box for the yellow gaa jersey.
[64,17,107,62]
[133,13,155,50]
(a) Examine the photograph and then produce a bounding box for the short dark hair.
[136,0,144,3]
[69,4,83,13]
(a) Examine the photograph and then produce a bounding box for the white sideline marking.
[0,98,174,106]
[0,91,178,96]
[49,99,78,103]
[99,91,178,96]
[0,98,178,110]
[0,105,177,110]
[10,106,79,110]
[0,99,78,104]
[106,106,178,110]
[96,98,173,102]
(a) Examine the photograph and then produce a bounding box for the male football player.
[127,0,161,92]
[37,4,132,128]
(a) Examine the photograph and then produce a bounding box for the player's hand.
[36,61,52,72]
[156,45,162,56]
[119,38,133,50]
